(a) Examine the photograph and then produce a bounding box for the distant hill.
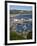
[10,10,32,14]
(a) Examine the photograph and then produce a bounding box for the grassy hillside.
[10,31,32,40]
[10,31,25,40]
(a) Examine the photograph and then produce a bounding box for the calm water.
[16,14,32,32]
[15,14,32,19]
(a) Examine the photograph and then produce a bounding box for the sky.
[10,5,32,11]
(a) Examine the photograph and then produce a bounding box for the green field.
[10,31,32,40]
[10,31,25,40]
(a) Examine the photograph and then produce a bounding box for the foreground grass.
[10,31,32,40]
[10,31,25,40]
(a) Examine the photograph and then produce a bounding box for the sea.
[15,14,32,32]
